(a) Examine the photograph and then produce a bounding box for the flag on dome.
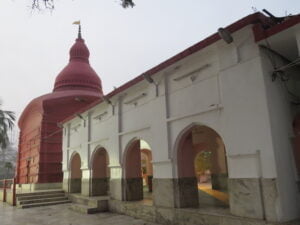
[73,20,80,25]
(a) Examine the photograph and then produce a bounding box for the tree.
[31,0,135,10]
[4,162,13,179]
[0,105,15,150]
[0,144,17,179]
[0,103,16,180]
[195,151,212,175]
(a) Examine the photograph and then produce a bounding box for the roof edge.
[61,12,291,124]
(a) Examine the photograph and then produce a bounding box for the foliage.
[0,144,17,179]
[195,151,212,175]
[120,0,135,8]
[31,0,54,10]
[0,106,15,149]
[4,162,13,178]
[4,162,13,170]
[31,0,135,11]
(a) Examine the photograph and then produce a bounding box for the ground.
[0,203,161,225]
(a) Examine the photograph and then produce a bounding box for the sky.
[0,0,299,141]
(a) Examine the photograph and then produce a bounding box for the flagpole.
[78,24,82,39]
[72,21,81,39]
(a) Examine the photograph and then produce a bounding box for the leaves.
[121,0,135,8]
[0,106,15,149]
[195,151,212,175]
[31,0,54,11]
[31,0,135,11]
[4,162,12,169]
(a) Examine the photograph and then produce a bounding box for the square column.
[62,170,70,193]
[81,168,91,196]
[109,166,122,200]
[153,178,175,208]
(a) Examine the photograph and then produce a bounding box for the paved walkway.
[0,203,161,225]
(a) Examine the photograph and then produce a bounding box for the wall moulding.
[67,144,82,151]
[93,111,108,121]
[173,63,211,82]
[71,124,81,132]
[118,125,151,137]
[166,104,223,123]
[124,93,147,106]
[88,137,109,146]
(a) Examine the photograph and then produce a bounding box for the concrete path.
[0,203,161,225]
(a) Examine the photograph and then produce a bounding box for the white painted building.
[61,13,300,224]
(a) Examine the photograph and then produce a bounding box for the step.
[17,193,65,201]
[18,196,69,205]
[87,197,109,209]
[68,194,109,209]
[16,190,64,197]
[19,200,71,209]
[69,203,106,214]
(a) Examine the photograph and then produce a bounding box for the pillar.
[81,168,91,196]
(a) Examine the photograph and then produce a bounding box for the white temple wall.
[258,47,300,221]
[63,26,279,181]
[62,24,300,221]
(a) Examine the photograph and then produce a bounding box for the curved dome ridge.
[69,38,90,62]
[53,37,103,94]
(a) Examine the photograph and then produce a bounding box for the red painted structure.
[16,32,103,184]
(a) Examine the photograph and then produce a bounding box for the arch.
[89,144,109,168]
[69,152,82,193]
[69,151,82,169]
[122,136,153,168]
[173,122,209,172]
[89,145,109,169]
[90,147,110,196]
[122,137,140,174]
[174,123,229,208]
[122,138,153,202]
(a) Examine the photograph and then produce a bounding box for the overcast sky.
[0,0,299,140]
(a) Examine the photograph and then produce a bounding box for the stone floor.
[0,203,161,225]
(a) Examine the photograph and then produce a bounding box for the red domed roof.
[53,37,103,94]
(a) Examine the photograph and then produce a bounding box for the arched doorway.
[91,147,110,196]
[123,139,153,202]
[176,124,229,208]
[70,153,82,193]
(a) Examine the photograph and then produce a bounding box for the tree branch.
[31,0,134,11]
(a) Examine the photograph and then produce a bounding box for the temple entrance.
[70,153,82,193]
[176,124,229,208]
[91,147,110,196]
[123,139,153,204]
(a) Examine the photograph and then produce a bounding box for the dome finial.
[72,20,82,39]
[78,24,82,39]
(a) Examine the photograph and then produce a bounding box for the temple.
[16,27,103,189]
[60,13,300,224]
[13,12,300,225]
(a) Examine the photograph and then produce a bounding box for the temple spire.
[78,25,82,39]
[72,20,82,39]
